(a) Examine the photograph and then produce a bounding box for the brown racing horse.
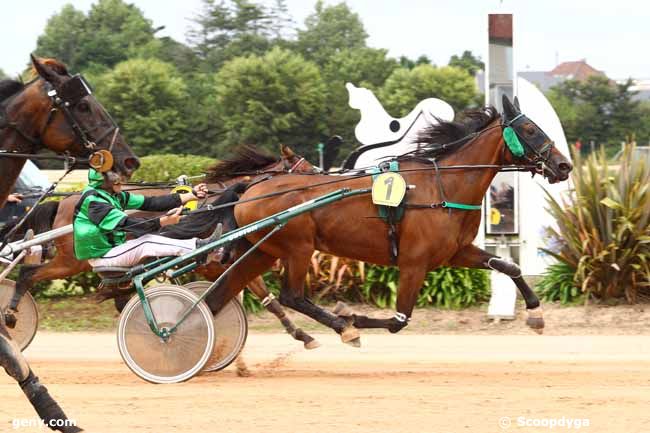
[5,145,320,349]
[0,56,139,433]
[203,96,573,346]
[1,56,139,207]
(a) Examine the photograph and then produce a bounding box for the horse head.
[280,144,320,174]
[502,95,572,183]
[24,55,140,181]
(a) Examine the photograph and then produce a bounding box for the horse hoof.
[526,307,545,334]
[340,326,360,345]
[4,312,17,329]
[333,301,354,317]
[304,339,321,350]
[345,337,361,348]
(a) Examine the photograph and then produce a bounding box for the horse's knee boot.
[486,257,521,278]
[20,370,82,433]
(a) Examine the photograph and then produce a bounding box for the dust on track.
[2,332,650,433]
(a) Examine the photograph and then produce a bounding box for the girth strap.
[404,201,481,210]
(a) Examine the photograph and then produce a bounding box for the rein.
[0,166,76,248]
[0,151,87,165]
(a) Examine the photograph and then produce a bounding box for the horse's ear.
[280,144,295,158]
[513,96,521,110]
[501,94,519,122]
[31,54,63,86]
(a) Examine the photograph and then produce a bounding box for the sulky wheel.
[0,279,39,351]
[117,284,215,384]
[184,281,248,372]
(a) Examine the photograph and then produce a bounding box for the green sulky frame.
[130,187,372,339]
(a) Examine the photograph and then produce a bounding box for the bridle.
[0,74,118,170]
[284,156,322,174]
[501,112,556,177]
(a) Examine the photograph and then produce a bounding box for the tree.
[213,47,326,158]
[94,58,190,155]
[35,4,87,71]
[188,0,289,70]
[132,37,202,74]
[379,65,478,116]
[296,1,367,67]
[448,50,484,76]
[320,47,399,156]
[266,0,296,41]
[547,76,641,152]
[637,101,650,146]
[398,55,433,69]
[35,0,156,73]
[0,68,7,80]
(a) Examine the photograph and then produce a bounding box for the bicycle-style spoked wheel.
[0,279,39,351]
[184,281,248,372]
[117,284,215,384]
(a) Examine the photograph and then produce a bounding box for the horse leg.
[278,255,360,346]
[198,260,319,349]
[6,255,89,326]
[204,249,277,315]
[0,323,81,432]
[449,244,544,333]
[334,264,427,334]
[247,276,320,350]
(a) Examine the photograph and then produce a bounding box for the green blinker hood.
[87,169,105,188]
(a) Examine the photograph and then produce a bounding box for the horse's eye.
[77,101,90,113]
[525,126,535,136]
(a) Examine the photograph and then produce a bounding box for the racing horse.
[0,55,139,433]
[4,145,321,349]
[1,55,139,208]
[203,96,573,345]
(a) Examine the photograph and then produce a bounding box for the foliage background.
[32,0,486,160]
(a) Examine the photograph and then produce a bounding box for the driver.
[6,193,23,203]
[73,169,222,268]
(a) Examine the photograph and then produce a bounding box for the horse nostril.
[124,157,140,171]
[558,162,572,173]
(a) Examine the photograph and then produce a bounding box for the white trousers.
[88,234,197,268]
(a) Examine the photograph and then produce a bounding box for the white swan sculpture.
[344,82,455,169]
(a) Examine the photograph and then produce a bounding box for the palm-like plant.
[542,145,650,302]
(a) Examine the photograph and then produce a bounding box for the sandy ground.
[2,327,650,433]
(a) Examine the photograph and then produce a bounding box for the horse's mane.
[402,106,500,161]
[205,145,279,182]
[0,80,23,103]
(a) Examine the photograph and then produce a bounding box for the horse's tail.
[0,201,60,242]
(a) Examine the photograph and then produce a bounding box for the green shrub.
[537,262,582,304]
[130,154,216,183]
[543,145,650,301]
[33,272,101,299]
[361,265,490,309]
[242,261,490,313]
[419,266,491,309]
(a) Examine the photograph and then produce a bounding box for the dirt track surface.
[2,331,650,433]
